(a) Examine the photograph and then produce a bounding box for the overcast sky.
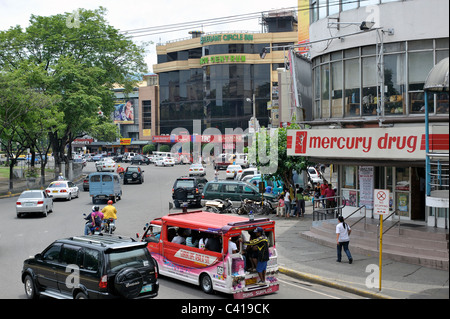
[0,0,298,71]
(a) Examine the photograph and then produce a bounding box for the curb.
[279,266,391,299]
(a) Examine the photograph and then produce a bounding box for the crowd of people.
[275,180,338,218]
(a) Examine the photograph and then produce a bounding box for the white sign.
[374,189,390,215]
[287,127,428,160]
[359,166,374,209]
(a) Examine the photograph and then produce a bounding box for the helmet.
[118,165,121,167]
[92,205,99,211]
[107,200,113,205]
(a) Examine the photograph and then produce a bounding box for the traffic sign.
[374,189,390,215]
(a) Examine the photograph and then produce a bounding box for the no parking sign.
[374,189,390,215]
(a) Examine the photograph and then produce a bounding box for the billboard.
[114,99,135,124]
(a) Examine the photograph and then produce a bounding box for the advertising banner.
[114,99,135,124]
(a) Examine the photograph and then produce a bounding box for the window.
[321,64,330,118]
[223,184,238,193]
[43,244,61,261]
[142,100,152,129]
[344,58,360,117]
[384,53,406,115]
[81,249,100,272]
[102,175,112,182]
[91,175,101,183]
[331,61,343,117]
[60,245,80,266]
[408,51,434,114]
[362,56,378,116]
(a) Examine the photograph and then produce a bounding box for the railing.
[377,209,401,250]
[428,158,449,194]
[312,195,345,221]
[348,205,367,230]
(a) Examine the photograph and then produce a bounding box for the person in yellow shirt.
[102,200,118,231]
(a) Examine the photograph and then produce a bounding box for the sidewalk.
[273,206,449,299]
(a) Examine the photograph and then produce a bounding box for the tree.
[143,144,156,155]
[0,7,148,167]
[249,125,308,190]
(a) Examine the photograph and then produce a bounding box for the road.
[0,161,363,300]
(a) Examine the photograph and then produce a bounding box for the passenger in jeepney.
[172,228,186,245]
[205,233,222,253]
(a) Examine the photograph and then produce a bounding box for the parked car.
[16,190,53,218]
[172,176,208,208]
[95,158,116,172]
[225,164,242,179]
[189,163,206,176]
[307,166,323,185]
[201,180,277,207]
[124,166,144,184]
[123,152,137,162]
[130,155,151,165]
[45,181,79,200]
[112,154,125,163]
[89,172,122,204]
[21,234,159,299]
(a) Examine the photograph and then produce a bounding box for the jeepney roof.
[158,211,274,234]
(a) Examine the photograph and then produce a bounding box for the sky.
[0,0,298,72]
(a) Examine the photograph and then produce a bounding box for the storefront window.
[342,166,358,207]
[344,58,360,117]
[384,53,406,115]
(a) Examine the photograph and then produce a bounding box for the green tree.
[249,125,308,190]
[0,7,148,166]
[143,144,156,154]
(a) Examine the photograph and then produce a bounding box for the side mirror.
[34,253,43,260]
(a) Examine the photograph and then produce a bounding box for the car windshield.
[19,192,42,199]
[191,164,202,168]
[108,248,150,272]
[47,182,67,188]
[175,180,195,188]
[127,167,139,172]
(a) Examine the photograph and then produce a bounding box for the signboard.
[114,99,135,124]
[286,127,441,160]
[120,138,132,145]
[359,166,374,209]
[200,33,254,45]
[374,189,390,215]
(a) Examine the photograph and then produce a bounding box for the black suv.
[124,166,144,184]
[172,176,208,208]
[21,234,159,299]
[130,155,150,165]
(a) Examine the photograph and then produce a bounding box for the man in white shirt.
[336,216,353,264]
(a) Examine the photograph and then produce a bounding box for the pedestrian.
[214,169,219,181]
[336,216,353,264]
[284,188,291,218]
[320,181,328,208]
[242,227,270,285]
[295,186,305,217]
[324,183,336,215]
[276,194,285,217]
[313,183,321,208]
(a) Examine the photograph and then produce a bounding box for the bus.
[139,211,279,299]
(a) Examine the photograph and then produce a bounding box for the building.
[152,10,299,137]
[288,0,448,227]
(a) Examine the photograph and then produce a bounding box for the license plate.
[52,190,58,193]
[194,169,198,171]
[245,278,257,286]
[187,195,194,198]
[140,284,152,293]
[24,202,35,206]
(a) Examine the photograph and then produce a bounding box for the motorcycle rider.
[84,206,104,235]
[102,200,118,231]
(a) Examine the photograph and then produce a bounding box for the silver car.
[16,190,53,218]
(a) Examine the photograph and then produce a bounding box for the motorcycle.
[237,198,274,215]
[83,213,102,235]
[205,198,236,214]
[103,218,116,234]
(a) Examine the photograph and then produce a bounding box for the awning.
[424,57,449,92]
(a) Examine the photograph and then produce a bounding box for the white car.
[236,167,258,181]
[96,158,116,172]
[307,167,323,185]
[163,157,175,166]
[45,180,79,200]
[154,156,164,166]
[189,163,206,176]
[225,165,242,179]
[16,190,53,218]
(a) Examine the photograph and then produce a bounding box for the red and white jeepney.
[139,211,279,299]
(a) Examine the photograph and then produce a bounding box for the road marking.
[278,278,341,299]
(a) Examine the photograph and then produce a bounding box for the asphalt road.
[0,161,363,300]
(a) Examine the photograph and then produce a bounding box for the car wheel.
[42,207,48,218]
[67,193,72,201]
[200,273,213,294]
[75,291,88,299]
[24,275,38,299]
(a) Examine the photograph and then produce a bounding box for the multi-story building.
[152,10,299,136]
[288,0,448,227]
